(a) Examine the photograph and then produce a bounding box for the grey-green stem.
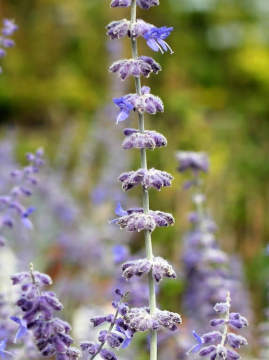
[130,1,157,359]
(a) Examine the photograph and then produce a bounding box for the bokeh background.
[1,0,269,358]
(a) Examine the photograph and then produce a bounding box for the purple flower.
[113,97,134,123]
[12,268,79,359]
[121,257,176,282]
[91,315,113,328]
[0,340,12,359]
[118,168,173,191]
[115,202,128,217]
[110,0,159,9]
[187,331,204,354]
[100,348,117,360]
[109,57,161,80]
[113,245,129,264]
[0,19,18,74]
[136,0,159,9]
[189,294,248,359]
[111,206,175,232]
[2,20,18,36]
[122,128,167,150]
[176,151,209,173]
[144,26,174,54]
[110,0,131,7]
[106,19,152,40]
[10,316,28,343]
[123,308,181,332]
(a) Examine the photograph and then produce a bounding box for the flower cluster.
[113,86,164,124]
[188,293,248,360]
[80,289,134,360]
[111,204,175,232]
[107,20,173,54]
[0,148,44,246]
[121,256,176,282]
[0,19,18,73]
[109,57,161,80]
[122,128,167,150]
[118,168,173,191]
[124,307,181,332]
[110,0,159,10]
[12,267,80,360]
[108,1,180,359]
[176,151,209,174]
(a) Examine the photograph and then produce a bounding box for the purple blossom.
[188,331,204,354]
[111,206,175,232]
[188,293,248,359]
[81,290,134,360]
[122,128,167,150]
[123,307,181,332]
[121,256,176,282]
[144,26,174,54]
[0,149,44,245]
[2,20,18,37]
[118,168,173,191]
[109,57,161,80]
[10,316,28,343]
[106,19,152,40]
[0,19,18,74]
[176,151,209,173]
[113,97,134,123]
[137,0,160,9]
[0,340,12,359]
[113,245,129,264]
[114,87,164,120]
[110,0,132,7]
[110,0,159,9]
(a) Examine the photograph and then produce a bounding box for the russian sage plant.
[107,1,181,360]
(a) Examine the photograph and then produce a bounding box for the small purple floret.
[144,26,174,54]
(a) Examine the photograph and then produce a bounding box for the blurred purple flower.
[144,26,174,54]
[0,340,12,359]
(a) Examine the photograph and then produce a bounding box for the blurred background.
[0,0,269,358]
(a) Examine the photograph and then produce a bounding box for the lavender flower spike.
[12,264,80,359]
[187,292,248,359]
[109,1,178,359]
[81,290,134,360]
[144,26,174,54]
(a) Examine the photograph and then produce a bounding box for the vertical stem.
[220,291,231,347]
[130,1,157,360]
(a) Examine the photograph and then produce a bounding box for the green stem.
[130,1,157,360]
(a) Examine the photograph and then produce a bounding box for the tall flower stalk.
[108,1,180,360]
[130,2,157,359]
